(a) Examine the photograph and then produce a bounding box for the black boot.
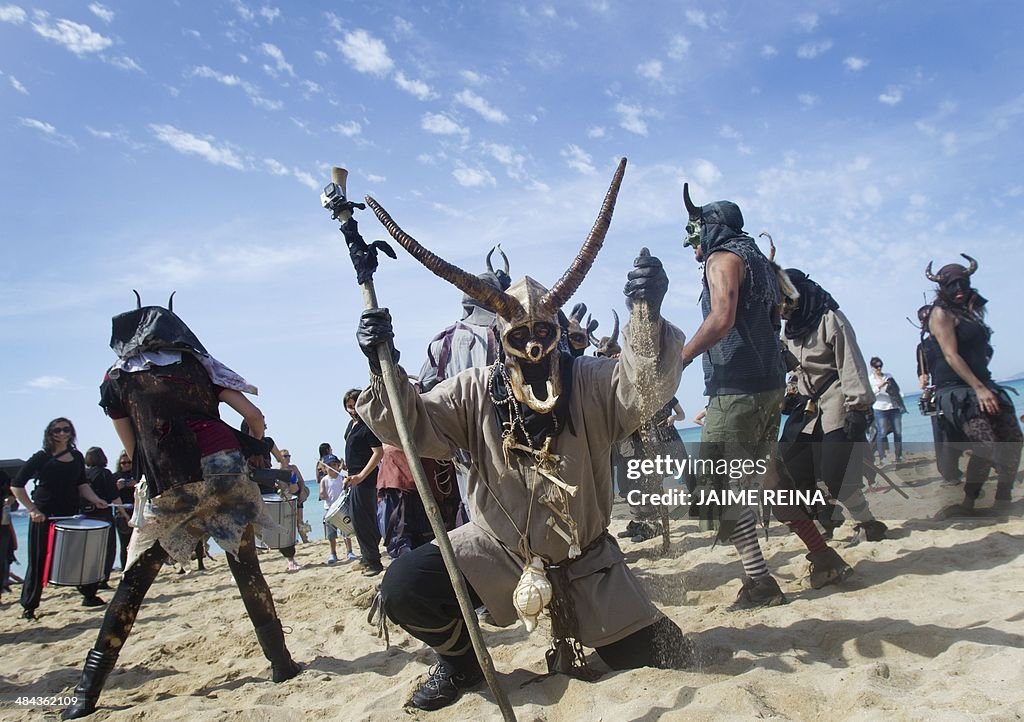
[408,654,484,711]
[61,649,119,719]
[806,547,854,589]
[253,619,301,682]
[852,519,888,541]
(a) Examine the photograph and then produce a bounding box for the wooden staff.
[327,167,517,722]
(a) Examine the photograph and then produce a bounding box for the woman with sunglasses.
[10,418,110,619]
[278,449,311,543]
[111,451,135,571]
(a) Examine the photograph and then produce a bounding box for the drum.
[324,488,354,536]
[49,518,111,586]
[259,494,297,549]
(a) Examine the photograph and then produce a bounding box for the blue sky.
[3,1,1023,477]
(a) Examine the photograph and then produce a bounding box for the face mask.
[683,218,703,249]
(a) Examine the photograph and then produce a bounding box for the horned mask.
[589,309,621,357]
[366,158,627,413]
[110,291,207,358]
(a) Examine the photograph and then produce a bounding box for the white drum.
[324,488,354,536]
[49,518,111,586]
[259,494,297,549]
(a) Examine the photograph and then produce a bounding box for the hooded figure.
[925,254,1022,515]
[354,159,696,712]
[780,268,887,543]
[62,294,299,720]
[590,309,622,358]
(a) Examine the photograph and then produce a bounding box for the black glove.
[843,409,869,440]
[623,247,669,318]
[357,308,400,376]
[342,217,397,286]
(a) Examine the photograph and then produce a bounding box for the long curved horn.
[365,196,524,321]
[610,309,620,346]
[497,243,509,275]
[961,253,978,276]
[586,314,600,346]
[925,261,940,282]
[167,291,175,312]
[133,289,142,309]
[541,157,627,311]
[486,246,496,274]
[759,231,776,262]
[683,182,700,220]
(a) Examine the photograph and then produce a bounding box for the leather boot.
[61,649,119,720]
[806,547,854,590]
[253,619,301,682]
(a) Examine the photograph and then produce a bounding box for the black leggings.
[380,543,691,670]
[962,405,1023,501]
[90,525,278,656]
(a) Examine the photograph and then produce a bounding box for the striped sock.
[787,518,828,553]
[729,507,770,579]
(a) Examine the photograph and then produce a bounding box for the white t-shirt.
[321,474,344,509]
[872,372,896,411]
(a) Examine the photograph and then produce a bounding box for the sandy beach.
[2,454,1023,721]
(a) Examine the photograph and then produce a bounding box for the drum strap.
[42,522,58,587]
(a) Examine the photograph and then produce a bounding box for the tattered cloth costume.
[359,160,693,706]
[924,257,1022,506]
[62,300,298,721]
[779,269,886,540]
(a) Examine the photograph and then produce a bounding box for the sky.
[2,0,1024,478]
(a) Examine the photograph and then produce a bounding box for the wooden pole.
[331,168,517,722]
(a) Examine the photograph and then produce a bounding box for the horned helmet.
[925,253,978,305]
[110,291,207,358]
[366,158,627,413]
[565,302,598,356]
[589,309,621,358]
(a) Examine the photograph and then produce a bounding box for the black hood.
[699,201,749,255]
[110,306,208,359]
[783,268,839,341]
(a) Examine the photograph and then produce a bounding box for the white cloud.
[336,29,393,76]
[366,173,386,183]
[324,11,342,32]
[392,16,414,36]
[452,163,496,188]
[587,126,606,139]
[909,193,928,208]
[615,102,649,136]
[878,86,903,105]
[331,121,361,137]
[264,158,289,175]
[19,116,76,146]
[292,169,318,190]
[0,4,26,23]
[797,39,832,59]
[719,124,741,140]
[261,42,295,77]
[394,71,436,100]
[798,92,820,107]
[263,158,319,189]
[300,79,320,94]
[417,153,436,165]
[667,35,690,60]
[107,56,142,72]
[561,144,595,175]
[27,375,71,390]
[844,56,869,72]
[685,9,708,29]
[259,6,280,23]
[636,59,663,80]
[796,12,818,32]
[455,89,508,123]
[692,158,721,186]
[8,74,27,94]
[761,45,777,58]
[460,69,485,85]
[231,0,254,22]
[421,112,467,136]
[483,142,526,179]
[149,124,244,170]
[88,3,113,23]
[31,12,112,55]
[941,131,957,156]
[314,50,329,65]
[191,66,282,111]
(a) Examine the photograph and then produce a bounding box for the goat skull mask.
[366,158,627,413]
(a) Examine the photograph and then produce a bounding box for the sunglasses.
[50,426,72,434]
[283,454,291,458]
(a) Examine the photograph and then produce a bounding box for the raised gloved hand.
[357,308,400,376]
[843,409,870,440]
[623,247,669,318]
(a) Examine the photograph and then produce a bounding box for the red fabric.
[788,518,827,553]
[42,521,57,587]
